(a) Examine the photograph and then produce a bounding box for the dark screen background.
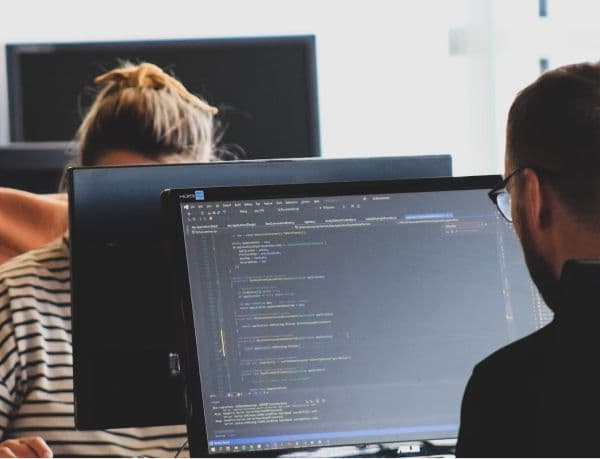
[8,36,320,159]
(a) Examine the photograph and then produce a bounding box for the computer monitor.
[68,155,452,430]
[162,176,552,457]
[0,142,73,193]
[7,35,320,159]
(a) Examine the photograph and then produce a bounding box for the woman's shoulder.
[0,188,68,265]
[0,237,70,290]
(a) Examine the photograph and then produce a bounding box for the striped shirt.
[0,237,188,457]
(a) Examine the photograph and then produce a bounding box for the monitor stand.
[278,439,456,458]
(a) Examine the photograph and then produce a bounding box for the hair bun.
[94,62,218,114]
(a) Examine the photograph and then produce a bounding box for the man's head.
[504,62,600,309]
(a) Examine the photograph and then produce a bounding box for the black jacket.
[456,260,600,457]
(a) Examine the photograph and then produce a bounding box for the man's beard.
[517,208,562,312]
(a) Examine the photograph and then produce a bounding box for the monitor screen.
[7,35,320,159]
[166,176,552,456]
[68,155,452,430]
[0,142,73,193]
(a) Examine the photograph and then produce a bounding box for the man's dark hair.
[507,61,600,224]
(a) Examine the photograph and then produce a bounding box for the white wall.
[1,0,568,177]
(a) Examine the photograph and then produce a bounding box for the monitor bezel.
[6,35,321,158]
[163,174,501,457]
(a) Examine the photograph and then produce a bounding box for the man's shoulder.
[457,327,556,458]
[475,323,554,376]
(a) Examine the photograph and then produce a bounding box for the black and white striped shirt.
[0,237,188,457]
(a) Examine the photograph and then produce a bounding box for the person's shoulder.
[475,324,554,376]
[0,236,70,282]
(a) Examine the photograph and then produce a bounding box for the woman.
[0,62,221,457]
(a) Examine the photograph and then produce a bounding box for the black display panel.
[68,155,452,430]
[0,142,73,193]
[7,36,320,159]
[164,176,552,457]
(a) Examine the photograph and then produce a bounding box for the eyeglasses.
[489,166,558,222]
[488,167,528,222]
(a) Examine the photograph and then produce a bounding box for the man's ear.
[520,168,552,230]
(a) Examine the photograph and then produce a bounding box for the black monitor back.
[0,142,73,193]
[68,155,452,430]
[7,36,320,159]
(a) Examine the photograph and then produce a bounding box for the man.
[456,62,600,457]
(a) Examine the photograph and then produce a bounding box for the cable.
[174,439,189,458]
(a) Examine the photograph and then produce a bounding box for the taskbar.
[208,423,458,454]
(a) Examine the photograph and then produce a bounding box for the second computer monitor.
[68,155,452,430]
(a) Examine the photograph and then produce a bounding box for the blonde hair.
[74,62,220,166]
